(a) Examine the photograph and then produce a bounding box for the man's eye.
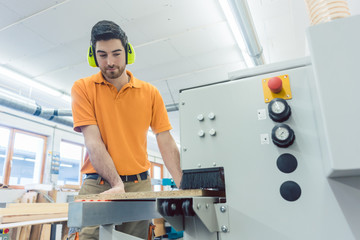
[114,53,120,56]
[99,55,106,58]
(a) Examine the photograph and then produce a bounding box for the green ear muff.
[87,46,97,67]
[126,43,135,65]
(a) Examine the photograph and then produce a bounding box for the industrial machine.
[68,15,360,240]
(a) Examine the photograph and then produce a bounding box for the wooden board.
[0,203,68,224]
[2,203,68,214]
[75,189,224,201]
[39,224,51,240]
[17,191,38,240]
[1,213,67,224]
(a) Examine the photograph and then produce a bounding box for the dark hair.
[91,20,128,48]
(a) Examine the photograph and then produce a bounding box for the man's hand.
[100,182,125,194]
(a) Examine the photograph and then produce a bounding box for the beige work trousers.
[78,175,152,240]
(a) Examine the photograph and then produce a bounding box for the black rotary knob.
[268,98,291,122]
[271,123,295,148]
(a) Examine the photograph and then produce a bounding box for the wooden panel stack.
[0,203,68,224]
[1,191,68,240]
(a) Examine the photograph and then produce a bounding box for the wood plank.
[17,191,38,240]
[75,189,224,201]
[1,203,68,215]
[30,225,42,240]
[40,224,51,240]
[0,213,67,224]
[39,224,51,240]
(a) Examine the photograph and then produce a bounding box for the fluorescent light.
[0,66,62,97]
[219,0,255,67]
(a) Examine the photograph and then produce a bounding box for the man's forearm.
[80,125,123,189]
[163,146,182,188]
[157,131,183,187]
[88,144,123,188]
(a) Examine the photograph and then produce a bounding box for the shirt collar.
[93,70,141,88]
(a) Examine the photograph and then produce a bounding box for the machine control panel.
[179,61,360,239]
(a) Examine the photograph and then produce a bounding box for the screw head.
[208,112,215,120]
[197,114,204,121]
[221,225,228,233]
[220,206,226,213]
[198,130,205,137]
[209,129,216,136]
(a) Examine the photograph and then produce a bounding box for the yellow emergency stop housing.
[262,74,292,103]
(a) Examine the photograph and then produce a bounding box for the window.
[58,141,85,185]
[9,131,47,185]
[0,126,10,183]
[0,127,47,186]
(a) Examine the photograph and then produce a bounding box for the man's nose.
[107,56,115,65]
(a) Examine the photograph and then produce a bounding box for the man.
[70,20,182,239]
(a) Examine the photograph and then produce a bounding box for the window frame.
[1,127,47,188]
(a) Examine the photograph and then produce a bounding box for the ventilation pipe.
[0,90,73,127]
[227,0,264,66]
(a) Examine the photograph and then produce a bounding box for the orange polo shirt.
[71,70,172,175]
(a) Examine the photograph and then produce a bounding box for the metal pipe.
[0,91,73,127]
[227,0,265,66]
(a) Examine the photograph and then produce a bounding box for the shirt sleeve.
[150,87,172,134]
[71,80,97,132]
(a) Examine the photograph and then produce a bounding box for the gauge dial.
[271,123,295,148]
[268,98,291,122]
[275,127,289,140]
[271,101,286,114]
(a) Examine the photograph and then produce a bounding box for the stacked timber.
[0,203,68,224]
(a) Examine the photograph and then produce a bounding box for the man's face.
[95,39,126,80]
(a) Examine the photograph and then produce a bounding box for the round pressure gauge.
[268,98,291,122]
[271,123,295,148]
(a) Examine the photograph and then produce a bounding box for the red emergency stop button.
[268,77,283,93]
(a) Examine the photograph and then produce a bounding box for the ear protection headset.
[87,42,135,67]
